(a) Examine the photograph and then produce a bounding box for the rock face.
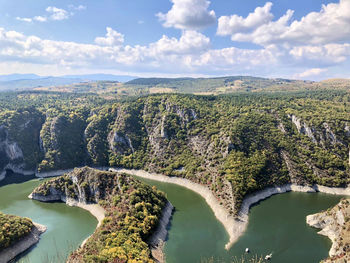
[0,109,44,179]
[30,167,122,205]
[0,126,32,178]
[1,95,350,219]
[108,131,134,155]
[148,201,174,263]
[290,115,317,143]
[307,199,350,262]
[30,166,170,263]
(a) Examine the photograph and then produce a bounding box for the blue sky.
[0,0,349,80]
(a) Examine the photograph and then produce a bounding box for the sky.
[0,0,349,80]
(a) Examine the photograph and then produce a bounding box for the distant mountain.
[62,74,137,82]
[124,76,312,94]
[0,74,42,82]
[0,77,84,91]
[0,73,137,91]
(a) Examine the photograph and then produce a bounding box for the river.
[137,177,344,263]
[0,172,344,263]
[0,172,97,263]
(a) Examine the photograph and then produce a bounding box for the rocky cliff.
[307,199,350,263]
[30,167,170,263]
[1,94,349,216]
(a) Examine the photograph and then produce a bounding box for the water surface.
[137,177,343,263]
[0,173,97,263]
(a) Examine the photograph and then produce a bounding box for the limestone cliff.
[307,199,350,263]
[30,166,171,263]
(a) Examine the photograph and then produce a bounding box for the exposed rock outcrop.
[290,115,317,143]
[307,199,350,262]
[148,201,174,263]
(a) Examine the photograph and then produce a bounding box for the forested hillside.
[30,76,350,96]
[0,212,33,251]
[31,167,168,262]
[1,90,350,213]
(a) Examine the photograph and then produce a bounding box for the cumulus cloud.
[217,2,273,36]
[46,6,69,21]
[16,17,32,23]
[218,0,350,47]
[149,30,210,55]
[0,22,349,79]
[0,26,276,74]
[290,43,350,64]
[16,5,85,23]
[95,27,125,46]
[157,0,216,30]
[69,5,87,11]
[34,16,47,22]
[296,68,328,78]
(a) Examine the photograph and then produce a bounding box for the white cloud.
[46,6,69,21]
[95,27,125,46]
[0,26,273,75]
[149,30,210,55]
[218,0,350,47]
[16,17,32,23]
[290,43,350,64]
[16,6,78,23]
[0,24,349,79]
[297,68,328,78]
[217,2,273,36]
[34,16,47,22]
[157,0,216,30]
[69,5,87,11]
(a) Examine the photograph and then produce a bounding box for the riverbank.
[28,193,106,248]
[0,165,34,182]
[111,168,350,251]
[68,200,106,248]
[148,201,174,263]
[13,166,350,253]
[110,168,240,250]
[0,223,46,263]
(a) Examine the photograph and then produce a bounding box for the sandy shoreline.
[16,166,350,252]
[28,193,106,248]
[110,168,240,249]
[67,200,106,247]
[111,168,350,250]
[66,199,106,228]
[148,201,174,263]
[0,223,46,263]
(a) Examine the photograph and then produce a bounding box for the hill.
[0,91,349,215]
[31,167,169,263]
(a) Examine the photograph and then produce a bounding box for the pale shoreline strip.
[28,192,106,248]
[0,223,47,263]
[110,168,350,250]
[67,201,106,248]
[21,166,350,252]
[148,201,174,263]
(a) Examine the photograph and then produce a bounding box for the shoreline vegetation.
[3,166,350,260]
[29,167,173,262]
[17,167,350,252]
[0,222,46,263]
[109,168,350,253]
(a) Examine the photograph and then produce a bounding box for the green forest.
[0,212,33,251]
[1,89,350,214]
[31,167,167,262]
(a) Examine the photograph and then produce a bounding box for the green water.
[0,173,344,263]
[0,176,97,263]
[137,177,344,263]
